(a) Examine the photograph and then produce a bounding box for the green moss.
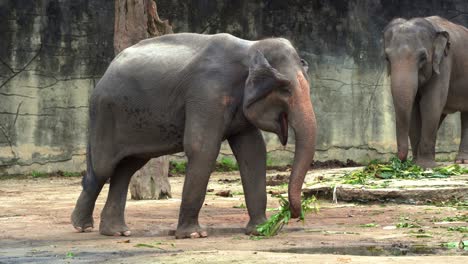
[215,157,239,172]
[31,171,47,178]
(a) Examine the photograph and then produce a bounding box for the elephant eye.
[418,52,427,68]
[300,59,309,71]
[278,85,292,95]
[385,55,390,63]
[419,53,427,62]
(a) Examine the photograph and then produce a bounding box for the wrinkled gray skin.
[383,16,468,168]
[71,33,316,238]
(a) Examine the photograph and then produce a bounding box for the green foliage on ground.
[62,171,81,177]
[342,157,468,185]
[256,195,319,237]
[31,171,47,178]
[447,226,468,233]
[396,222,421,228]
[442,240,468,249]
[359,223,379,228]
[170,157,239,175]
[169,161,187,174]
[215,157,239,172]
[433,215,468,223]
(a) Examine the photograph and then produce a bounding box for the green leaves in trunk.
[256,195,319,237]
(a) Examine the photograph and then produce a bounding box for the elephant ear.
[432,31,450,75]
[243,50,291,108]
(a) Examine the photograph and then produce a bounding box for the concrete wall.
[1,0,467,174]
[0,0,114,174]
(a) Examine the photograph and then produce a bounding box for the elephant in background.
[71,33,316,238]
[383,16,468,168]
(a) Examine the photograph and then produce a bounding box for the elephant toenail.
[190,232,200,238]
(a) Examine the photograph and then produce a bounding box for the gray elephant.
[71,33,316,238]
[383,16,468,168]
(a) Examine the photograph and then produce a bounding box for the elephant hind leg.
[99,156,148,236]
[456,112,468,164]
[71,144,110,233]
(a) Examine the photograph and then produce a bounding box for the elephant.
[71,33,317,238]
[383,16,468,168]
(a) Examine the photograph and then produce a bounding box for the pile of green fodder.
[342,157,468,185]
[256,195,319,237]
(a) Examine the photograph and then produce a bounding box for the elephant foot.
[175,225,208,239]
[245,217,267,236]
[71,208,94,233]
[99,218,131,236]
[414,158,437,169]
[455,152,468,164]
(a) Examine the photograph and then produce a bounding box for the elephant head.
[242,39,316,218]
[383,18,450,161]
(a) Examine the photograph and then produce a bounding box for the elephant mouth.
[279,112,288,146]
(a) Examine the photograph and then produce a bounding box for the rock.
[215,190,232,197]
[266,174,289,186]
[130,157,172,200]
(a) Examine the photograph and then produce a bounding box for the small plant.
[216,157,239,172]
[413,234,433,238]
[266,155,275,168]
[396,222,421,228]
[256,195,319,237]
[249,235,265,241]
[233,203,246,209]
[63,171,81,177]
[135,243,156,248]
[65,252,75,258]
[430,199,468,209]
[447,226,468,233]
[432,215,468,222]
[360,223,379,228]
[169,161,187,175]
[442,240,467,249]
[31,171,47,178]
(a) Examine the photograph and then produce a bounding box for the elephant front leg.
[176,111,223,239]
[456,112,468,164]
[409,102,422,160]
[416,80,449,168]
[228,128,267,235]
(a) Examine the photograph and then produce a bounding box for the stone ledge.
[302,167,468,204]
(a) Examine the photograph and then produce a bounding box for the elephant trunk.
[288,83,317,218]
[390,64,418,161]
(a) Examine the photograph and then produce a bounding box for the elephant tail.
[82,142,98,189]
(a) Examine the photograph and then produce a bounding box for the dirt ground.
[0,168,467,263]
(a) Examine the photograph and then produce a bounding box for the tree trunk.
[114,0,173,200]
